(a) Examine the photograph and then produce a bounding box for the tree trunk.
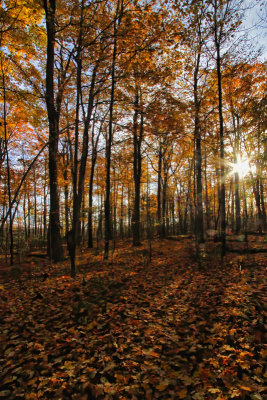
[132,90,143,247]
[104,4,120,259]
[33,167,37,236]
[88,152,97,248]
[157,143,162,237]
[162,179,167,238]
[2,69,13,265]
[214,0,226,256]
[260,176,266,231]
[43,164,47,242]
[234,171,241,233]
[204,143,210,229]
[231,112,241,234]
[194,50,204,243]
[119,184,124,238]
[64,165,69,236]
[69,0,98,275]
[195,132,204,241]
[24,193,27,241]
[253,176,263,232]
[127,184,132,237]
[43,0,64,262]
[27,191,31,239]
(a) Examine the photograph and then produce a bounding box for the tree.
[209,0,243,255]
[104,0,124,259]
[43,0,64,262]
[185,0,211,243]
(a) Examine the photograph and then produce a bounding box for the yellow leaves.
[142,348,161,358]
[63,360,75,370]
[102,382,117,395]
[87,321,97,330]
[208,387,221,394]
[176,388,187,398]
[67,327,77,335]
[239,351,254,358]
[239,385,253,392]
[222,344,236,353]
[25,393,38,400]
[2,376,16,386]
[27,377,38,386]
[260,348,267,358]
[156,381,169,391]
[115,373,130,384]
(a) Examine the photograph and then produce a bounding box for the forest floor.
[0,236,266,400]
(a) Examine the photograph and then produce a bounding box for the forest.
[0,0,266,399]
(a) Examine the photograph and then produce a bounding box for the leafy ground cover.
[0,238,266,399]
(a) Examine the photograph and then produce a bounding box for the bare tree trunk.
[88,152,97,248]
[253,174,263,232]
[127,183,131,237]
[157,142,162,237]
[162,177,167,238]
[119,184,124,238]
[204,142,210,229]
[260,176,266,231]
[43,0,64,262]
[194,49,204,243]
[1,67,13,265]
[28,191,31,239]
[231,112,241,234]
[24,192,27,241]
[88,115,100,248]
[67,0,99,275]
[104,37,117,258]
[33,167,37,236]
[132,89,143,246]
[104,0,123,258]
[216,55,226,251]
[64,165,69,236]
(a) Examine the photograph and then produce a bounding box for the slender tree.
[104,0,123,259]
[43,0,64,261]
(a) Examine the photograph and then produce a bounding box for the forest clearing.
[0,237,266,399]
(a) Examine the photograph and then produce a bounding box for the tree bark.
[194,65,204,242]
[88,151,97,248]
[1,66,13,265]
[132,89,143,246]
[157,142,162,237]
[214,0,226,256]
[260,176,266,231]
[104,3,120,259]
[43,0,64,262]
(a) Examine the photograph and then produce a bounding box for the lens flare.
[231,156,251,179]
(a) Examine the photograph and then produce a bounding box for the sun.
[231,156,251,179]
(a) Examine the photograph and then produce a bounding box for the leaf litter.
[0,238,266,399]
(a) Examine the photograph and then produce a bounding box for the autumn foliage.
[0,0,266,398]
[0,238,266,399]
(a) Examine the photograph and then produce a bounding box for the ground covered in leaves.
[0,238,266,399]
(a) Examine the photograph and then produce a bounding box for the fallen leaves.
[0,239,266,399]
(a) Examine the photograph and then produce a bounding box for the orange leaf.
[177,388,187,398]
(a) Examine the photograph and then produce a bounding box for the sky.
[243,0,267,59]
